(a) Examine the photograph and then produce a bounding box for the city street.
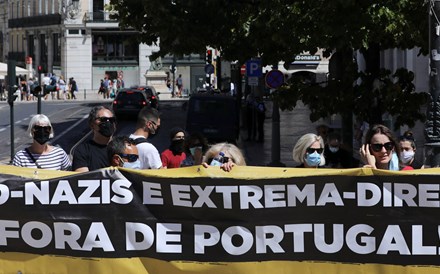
[0,96,329,168]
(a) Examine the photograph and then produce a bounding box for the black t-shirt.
[72,139,109,171]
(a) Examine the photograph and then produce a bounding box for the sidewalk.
[239,100,335,167]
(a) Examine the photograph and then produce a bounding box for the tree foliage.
[110,0,430,128]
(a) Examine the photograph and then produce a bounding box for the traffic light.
[37,65,43,74]
[206,50,212,64]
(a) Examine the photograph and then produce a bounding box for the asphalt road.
[0,99,187,164]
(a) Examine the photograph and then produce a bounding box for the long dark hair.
[364,124,399,156]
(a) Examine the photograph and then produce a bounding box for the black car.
[186,93,239,143]
[130,85,160,109]
[112,88,148,118]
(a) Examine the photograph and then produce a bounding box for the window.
[92,33,139,63]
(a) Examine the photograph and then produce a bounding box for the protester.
[72,106,116,172]
[181,132,209,167]
[202,142,246,172]
[107,136,141,169]
[13,114,71,170]
[129,106,162,169]
[161,127,186,168]
[292,133,326,168]
[324,132,353,168]
[398,130,423,169]
[359,124,402,170]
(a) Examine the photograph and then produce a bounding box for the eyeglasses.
[306,147,323,154]
[117,153,139,162]
[371,142,394,152]
[33,125,51,132]
[97,117,116,124]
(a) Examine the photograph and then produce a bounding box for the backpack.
[131,137,149,145]
[50,76,57,86]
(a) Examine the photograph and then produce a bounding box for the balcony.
[84,11,117,23]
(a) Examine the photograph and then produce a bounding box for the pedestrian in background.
[72,106,116,172]
[129,106,162,169]
[359,124,402,170]
[107,136,141,169]
[161,127,186,169]
[68,77,77,100]
[255,96,266,142]
[398,130,423,169]
[181,132,209,167]
[58,76,66,100]
[13,114,71,170]
[202,143,246,172]
[176,74,183,98]
[292,133,326,168]
[324,132,353,168]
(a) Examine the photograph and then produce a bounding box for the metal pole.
[268,63,285,167]
[425,0,440,167]
[84,88,86,100]
[7,60,16,164]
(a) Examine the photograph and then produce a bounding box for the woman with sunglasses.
[398,131,423,169]
[202,143,246,172]
[13,114,71,170]
[292,133,326,168]
[360,124,402,170]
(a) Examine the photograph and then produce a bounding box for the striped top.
[13,146,71,171]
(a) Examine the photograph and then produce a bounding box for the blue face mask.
[305,152,321,167]
[122,159,141,169]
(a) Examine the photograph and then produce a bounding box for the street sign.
[240,64,246,76]
[204,64,215,74]
[246,60,262,77]
[248,76,259,86]
[265,69,284,89]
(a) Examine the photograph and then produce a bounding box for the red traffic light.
[206,50,212,63]
[37,65,42,72]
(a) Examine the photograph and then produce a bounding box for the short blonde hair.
[203,143,246,166]
[292,133,325,166]
[27,114,54,138]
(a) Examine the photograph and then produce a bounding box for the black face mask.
[98,121,115,137]
[170,139,185,154]
[149,125,160,138]
[34,128,51,145]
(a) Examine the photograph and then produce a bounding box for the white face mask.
[399,150,415,164]
[329,146,339,153]
[123,159,141,169]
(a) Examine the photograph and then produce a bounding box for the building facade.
[0,0,206,95]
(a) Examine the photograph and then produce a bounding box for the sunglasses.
[117,153,139,162]
[34,125,51,132]
[207,156,230,164]
[97,117,116,123]
[371,142,394,152]
[306,147,323,154]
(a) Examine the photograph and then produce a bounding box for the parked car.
[112,88,148,118]
[130,85,160,109]
[186,93,239,143]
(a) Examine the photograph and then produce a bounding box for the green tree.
[110,0,429,130]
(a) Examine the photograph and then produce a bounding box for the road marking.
[52,114,89,143]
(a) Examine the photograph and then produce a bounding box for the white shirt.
[129,134,162,169]
[42,76,50,85]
